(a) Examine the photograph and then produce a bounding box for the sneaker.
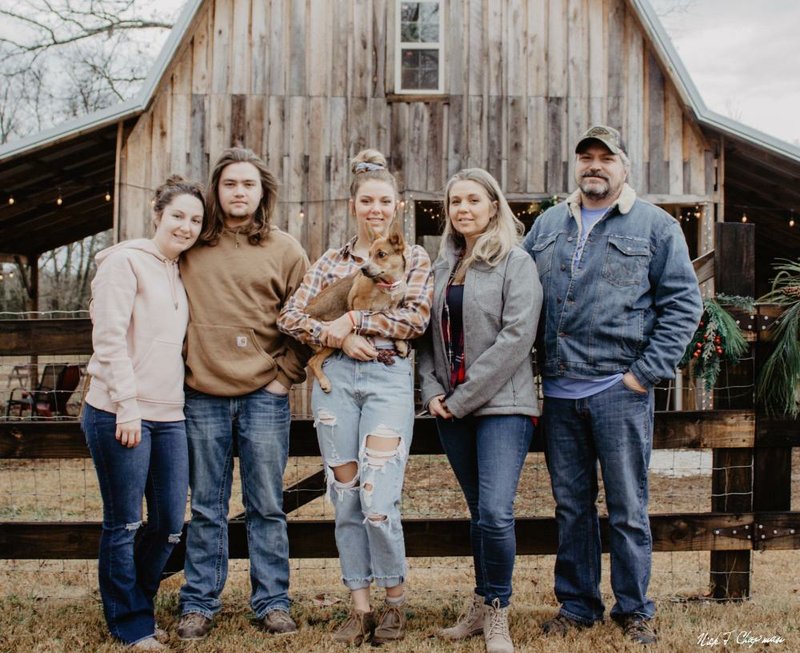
[332,608,375,645]
[262,609,298,635]
[176,612,213,641]
[129,637,166,650]
[619,615,657,645]
[541,612,592,636]
[372,602,406,645]
[483,598,513,653]
[437,593,485,640]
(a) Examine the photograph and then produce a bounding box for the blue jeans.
[312,352,414,590]
[179,387,291,618]
[543,379,656,624]
[82,404,188,645]
[437,414,533,608]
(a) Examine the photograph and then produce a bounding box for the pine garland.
[679,294,753,391]
[756,259,800,417]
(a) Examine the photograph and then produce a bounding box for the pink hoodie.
[85,239,188,424]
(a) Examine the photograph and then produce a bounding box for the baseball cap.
[575,125,625,155]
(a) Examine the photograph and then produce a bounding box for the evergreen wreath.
[756,259,800,417]
[679,294,753,391]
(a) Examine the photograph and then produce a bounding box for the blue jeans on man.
[543,379,656,624]
[437,414,534,608]
[82,404,189,645]
[179,387,291,619]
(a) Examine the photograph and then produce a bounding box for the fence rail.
[1,222,798,601]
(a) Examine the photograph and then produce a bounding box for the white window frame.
[395,0,444,94]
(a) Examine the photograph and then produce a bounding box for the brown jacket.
[181,227,310,396]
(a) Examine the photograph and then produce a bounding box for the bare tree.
[0,0,176,140]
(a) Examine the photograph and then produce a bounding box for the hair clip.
[354,162,385,173]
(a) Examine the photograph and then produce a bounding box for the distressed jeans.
[312,351,414,590]
[543,379,656,624]
[437,414,533,607]
[179,387,291,619]
[82,404,189,645]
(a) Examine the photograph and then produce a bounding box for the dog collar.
[376,280,403,292]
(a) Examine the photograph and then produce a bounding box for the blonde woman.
[279,149,432,646]
[418,168,542,653]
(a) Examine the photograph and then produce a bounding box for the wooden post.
[753,302,793,513]
[710,222,754,599]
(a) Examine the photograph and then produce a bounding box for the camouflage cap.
[575,125,625,155]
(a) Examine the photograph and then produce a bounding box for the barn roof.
[0,0,798,259]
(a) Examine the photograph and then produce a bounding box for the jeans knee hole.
[124,520,142,532]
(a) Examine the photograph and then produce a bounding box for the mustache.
[581,171,609,180]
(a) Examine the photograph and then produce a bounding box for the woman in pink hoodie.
[81,175,204,650]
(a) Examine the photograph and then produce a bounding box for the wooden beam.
[0,513,768,560]
[0,410,759,459]
[692,250,714,284]
[0,319,93,355]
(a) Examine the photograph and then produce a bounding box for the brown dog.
[305,219,409,392]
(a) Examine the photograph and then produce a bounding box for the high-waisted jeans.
[436,414,533,607]
[312,351,414,590]
[82,404,189,645]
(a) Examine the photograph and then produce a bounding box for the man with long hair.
[176,148,309,641]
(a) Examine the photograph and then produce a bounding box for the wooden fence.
[1,223,798,600]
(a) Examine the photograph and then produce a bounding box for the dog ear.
[386,215,405,250]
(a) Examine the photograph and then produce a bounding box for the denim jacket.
[521,184,702,389]
[418,241,542,418]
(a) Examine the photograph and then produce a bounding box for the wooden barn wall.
[119,0,716,259]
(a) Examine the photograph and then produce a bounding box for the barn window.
[396,0,443,94]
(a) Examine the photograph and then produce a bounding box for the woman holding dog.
[417,168,542,653]
[81,175,205,649]
[278,149,432,646]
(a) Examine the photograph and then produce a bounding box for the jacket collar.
[565,183,637,220]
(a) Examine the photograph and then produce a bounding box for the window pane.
[419,22,439,42]
[402,49,420,68]
[420,3,439,25]
[401,21,420,42]
[402,68,420,89]
[419,49,439,70]
[420,69,439,90]
[401,2,420,23]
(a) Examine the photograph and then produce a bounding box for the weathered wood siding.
[119,0,717,259]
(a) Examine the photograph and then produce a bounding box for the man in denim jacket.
[522,126,702,645]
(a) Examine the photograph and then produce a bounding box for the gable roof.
[1,0,798,258]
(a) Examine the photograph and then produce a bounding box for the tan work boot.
[484,598,514,653]
[437,593,485,640]
[372,601,406,645]
[176,612,213,641]
[332,608,375,645]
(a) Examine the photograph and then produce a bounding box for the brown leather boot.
[372,601,406,644]
[332,608,375,645]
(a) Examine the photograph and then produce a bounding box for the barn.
[1,0,798,298]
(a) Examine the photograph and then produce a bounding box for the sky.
[652,0,800,146]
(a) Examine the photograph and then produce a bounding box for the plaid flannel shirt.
[278,237,433,348]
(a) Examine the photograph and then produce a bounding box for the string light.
[299,206,305,220]
[7,195,14,206]
[104,188,111,202]
[790,211,796,228]
[56,189,63,206]
[740,213,748,223]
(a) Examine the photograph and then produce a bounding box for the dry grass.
[2,357,800,651]
[1,551,799,652]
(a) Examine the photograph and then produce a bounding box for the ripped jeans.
[82,404,189,645]
[312,351,414,590]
